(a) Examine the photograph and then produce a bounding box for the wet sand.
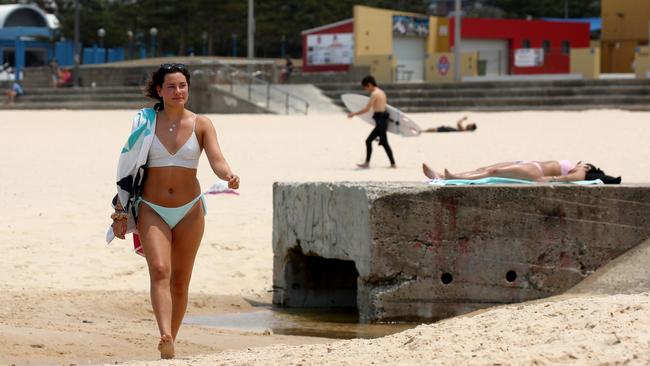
[0,109,649,365]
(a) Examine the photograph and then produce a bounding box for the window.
[542,40,551,54]
[562,40,570,55]
[522,39,531,49]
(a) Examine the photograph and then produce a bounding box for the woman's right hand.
[112,219,127,239]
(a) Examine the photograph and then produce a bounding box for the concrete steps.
[316,79,650,112]
[1,86,149,110]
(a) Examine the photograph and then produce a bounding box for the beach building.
[301,5,592,83]
[0,4,61,79]
[600,0,650,73]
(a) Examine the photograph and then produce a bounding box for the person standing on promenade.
[347,75,396,168]
[108,63,240,359]
[48,58,60,88]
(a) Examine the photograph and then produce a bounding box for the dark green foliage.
[42,0,599,58]
[486,0,599,18]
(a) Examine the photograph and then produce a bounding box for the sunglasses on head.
[160,63,187,71]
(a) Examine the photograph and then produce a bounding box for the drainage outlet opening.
[505,270,517,283]
[282,248,359,309]
[440,272,453,285]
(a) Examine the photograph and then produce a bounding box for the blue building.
[0,4,61,81]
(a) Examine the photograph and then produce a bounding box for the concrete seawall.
[272,182,650,322]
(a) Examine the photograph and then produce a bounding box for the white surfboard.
[341,93,422,137]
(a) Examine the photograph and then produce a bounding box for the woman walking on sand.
[108,63,239,359]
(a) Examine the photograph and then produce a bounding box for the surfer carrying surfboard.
[347,75,396,168]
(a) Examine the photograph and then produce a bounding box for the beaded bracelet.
[111,211,128,221]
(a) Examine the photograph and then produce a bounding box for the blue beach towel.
[426,177,604,186]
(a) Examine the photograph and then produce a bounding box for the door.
[461,39,509,76]
[392,37,426,82]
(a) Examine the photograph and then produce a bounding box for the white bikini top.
[148,117,201,169]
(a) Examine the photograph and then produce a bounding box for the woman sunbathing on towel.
[422,160,621,184]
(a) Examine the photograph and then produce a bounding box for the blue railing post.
[266,83,270,109]
[14,38,25,81]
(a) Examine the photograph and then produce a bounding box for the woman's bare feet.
[444,168,459,179]
[422,163,443,179]
[356,162,370,169]
[158,334,175,359]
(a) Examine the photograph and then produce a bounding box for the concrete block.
[272,182,650,322]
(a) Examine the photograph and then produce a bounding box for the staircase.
[1,86,148,110]
[317,79,650,112]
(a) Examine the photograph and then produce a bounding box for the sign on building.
[514,48,544,67]
[392,16,429,37]
[437,55,450,76]
[306,33,354,65]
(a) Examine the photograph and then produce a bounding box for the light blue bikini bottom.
[137,195,207,229]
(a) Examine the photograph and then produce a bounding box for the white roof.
[0,4,52,29]
[301,18,353,35]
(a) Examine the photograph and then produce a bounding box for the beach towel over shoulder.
[106,108,157,244]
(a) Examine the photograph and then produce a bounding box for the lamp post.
[201,31,208,56]
[97,28,105,49]
[73,0,80,85]
[126,30,133,60]
[453,0,462,82]
[149,27,158,58]
[247,0,254,59]
[281,34,286,58]
[97,28,106,63]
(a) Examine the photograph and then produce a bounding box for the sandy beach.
[1,109,649,365]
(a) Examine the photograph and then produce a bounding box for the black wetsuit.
[435,126,458,132]
[365,111,395,165]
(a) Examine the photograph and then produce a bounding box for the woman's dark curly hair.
[144,63,191,111]
[584,163,622,184]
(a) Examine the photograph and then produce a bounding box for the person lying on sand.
[423,116,476,133]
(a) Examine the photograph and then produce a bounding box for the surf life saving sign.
[437,55,450,76]
[306,33,353,65]
[514,48,544,67]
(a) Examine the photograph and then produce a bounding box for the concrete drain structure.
[272,182,650,323]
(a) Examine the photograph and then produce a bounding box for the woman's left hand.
[227,174,240,189]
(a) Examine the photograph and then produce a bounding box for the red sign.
[437,56,450,76]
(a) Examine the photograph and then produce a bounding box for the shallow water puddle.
[184,308,416,339]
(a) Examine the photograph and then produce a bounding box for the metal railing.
[211,62,309,115]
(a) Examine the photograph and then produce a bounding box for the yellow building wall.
[635,46,650,78]
[426,52,478,82]
[602,0,650,41]
[354,5,423,57]
[570,48,601,79]
[355,55,396,84]
[602,40,639,73]
[601,0,650,72]
[353,5,449,83]
[431,17,451,53]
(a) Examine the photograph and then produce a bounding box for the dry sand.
[1,109,649,365]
